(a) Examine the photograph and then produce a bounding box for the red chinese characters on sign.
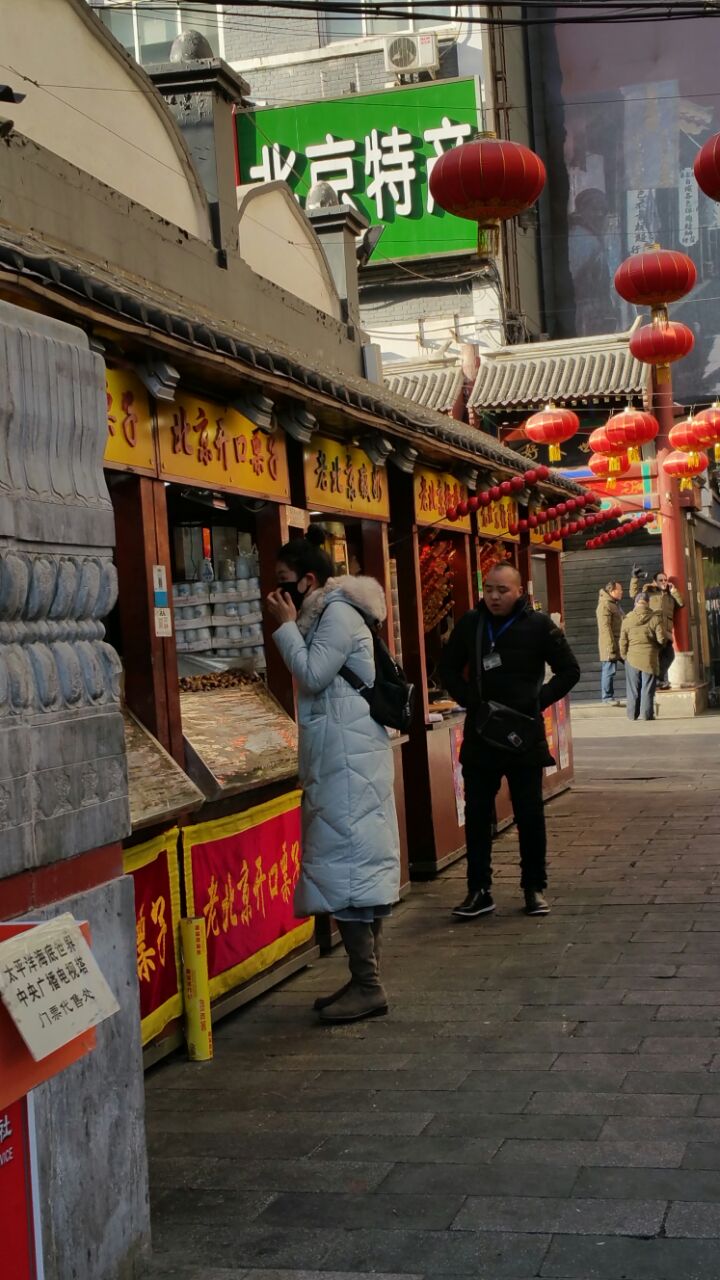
[104,369,156,473]
[158,394,290,500]
[304,437,390,519]
[414,468,471,532]
[0,1099,37,1280]
[187,801,306,988]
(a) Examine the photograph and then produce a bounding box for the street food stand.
[302,433,411,899]
[390,468,575,878]
[104,365,318,1062]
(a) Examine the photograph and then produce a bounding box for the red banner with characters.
[183,792,314,999]
[124,829,183,1045]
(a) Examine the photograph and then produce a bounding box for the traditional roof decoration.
[469,321,647,414]
[0,227,587,495]
[385,363,464,415]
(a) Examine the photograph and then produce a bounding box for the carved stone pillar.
[0,301,149,1279]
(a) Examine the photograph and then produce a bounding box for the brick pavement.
[145,712,720,1279]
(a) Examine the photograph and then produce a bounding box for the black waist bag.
[338,609,415,733]
[474,616,543,755]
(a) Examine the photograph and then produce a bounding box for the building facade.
[95,1,544,368]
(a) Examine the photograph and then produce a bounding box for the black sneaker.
[524,890,550,916]
[452,890,495,919]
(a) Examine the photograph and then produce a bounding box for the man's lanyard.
[487,613,520,653]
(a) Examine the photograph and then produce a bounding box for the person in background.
[630,566,684,688]
[620,591,666,721]
[266,527,400,1025]
[439,563,580,920]
[596,580,624,706]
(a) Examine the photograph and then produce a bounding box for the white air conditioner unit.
[383,31,440,75]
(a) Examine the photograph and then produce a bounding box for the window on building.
[321,0,439,44]
[97,2,225,65]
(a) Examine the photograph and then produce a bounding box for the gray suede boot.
[318,921,388,1024]
[314,917,385,1012]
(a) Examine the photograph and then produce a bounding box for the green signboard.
[236,78,483,263]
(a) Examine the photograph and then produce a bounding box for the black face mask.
[277,579,307,611]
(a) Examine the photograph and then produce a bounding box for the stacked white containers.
[174,548,266,672]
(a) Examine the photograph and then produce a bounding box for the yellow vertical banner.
[180,918,213,1062]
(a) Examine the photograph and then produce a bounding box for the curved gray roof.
[469,324,647,413]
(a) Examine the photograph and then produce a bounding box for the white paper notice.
[0,914,120,1061]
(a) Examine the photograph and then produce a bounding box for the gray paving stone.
[515,1004,655,1023]
[493,1140,685,1167]
[461,1069,629,1093]
[623,1071,720,1094]
[321,1227,550,1276]
[541,1235,720,1279]
[150,1224,335,1271]
[452,1195,666,1236]
[312,1133,502,1164]
[602,1116,720,1142]
[380,1162,578,1198]
[575,1166,720,1201]
[257,1190,466,1231]
[682,1144,720,1169]
[426,1114,604,1141]
[147,1109,433,1137]
[148,1156,393,1194]
[146,1131,324,1161]
[525,1092,699,1117]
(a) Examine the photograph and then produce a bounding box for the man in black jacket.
[439,563,581,919]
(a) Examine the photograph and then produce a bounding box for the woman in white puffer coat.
[266,527,400,1025]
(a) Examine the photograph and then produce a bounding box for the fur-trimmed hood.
[296,574,387,636]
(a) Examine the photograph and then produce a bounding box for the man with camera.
[439,563,580,920]
[630,565,684,689]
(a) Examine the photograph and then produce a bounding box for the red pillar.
[652,368,691,652]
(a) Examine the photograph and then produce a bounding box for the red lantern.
[546,506,558,520]
[614,249,697,310]
[489,486,501,501]
[535,464,550,480]
[524,406,579,463]
[524,469,538,486]
[508,521,520,536]
[518,519,529,533]
[429,138,546,242]
[457,500,469,517]
[528,515,538,529]
[500,480,513,496]
[446,506,458,521]
[543,531,555,545]
[510,475,525,492]
[577,517,587,530]
[588,426,612,454]
[663,450,708,491]
[478,491,492,506]
[694,133,720,202]
[468,496,480,512]
[694,404,720,463]
[604,408,660,464]
[668,419,704,467]
[589,452,630,488]
[629,321,694,381]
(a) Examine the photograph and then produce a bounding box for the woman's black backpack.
[337,607,415,733]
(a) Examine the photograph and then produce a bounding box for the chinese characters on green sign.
[236,78,482,262]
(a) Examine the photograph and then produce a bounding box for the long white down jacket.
[273,575,400,917]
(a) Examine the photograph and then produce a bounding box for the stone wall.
[0,299,149,1279]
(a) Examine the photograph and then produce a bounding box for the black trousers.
[462,755,547,893]
[659,641,674,684]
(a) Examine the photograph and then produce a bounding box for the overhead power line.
[92,0,720,27]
